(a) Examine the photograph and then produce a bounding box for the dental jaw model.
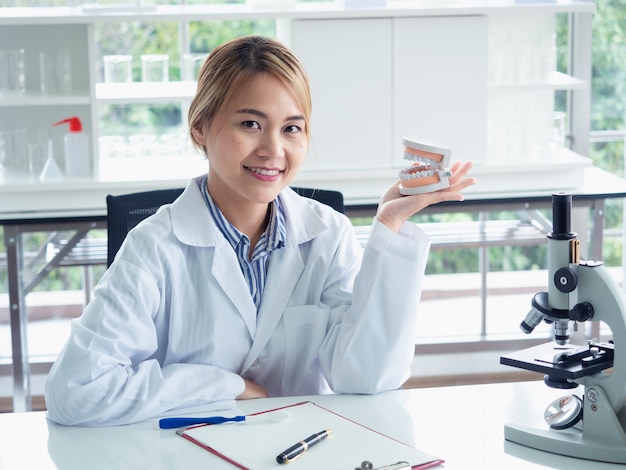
[398,137,452,196]
[500,193,626,463]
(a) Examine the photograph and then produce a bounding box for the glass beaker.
[141,54,169,82]
[0,49,26,95]
[181,53,208,82]
[103,55,132,83]
[40,49,72,94]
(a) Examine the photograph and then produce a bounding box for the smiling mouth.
[245,166,281,176]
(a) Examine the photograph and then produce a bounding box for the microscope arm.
[575,260,626,412]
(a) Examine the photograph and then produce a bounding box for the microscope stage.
[500,342,614,380]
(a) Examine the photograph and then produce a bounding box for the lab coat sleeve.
[320,217,430,394]
[44,258,243,426]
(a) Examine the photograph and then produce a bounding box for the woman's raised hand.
[375,161,477,233]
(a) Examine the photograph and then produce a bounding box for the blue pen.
[153,410,290,429]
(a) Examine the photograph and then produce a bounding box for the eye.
[284,125,302,134]
[241,120,260,130]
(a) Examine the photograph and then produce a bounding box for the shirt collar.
[199,176,286,252]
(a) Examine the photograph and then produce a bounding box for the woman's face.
[197,73,308,212]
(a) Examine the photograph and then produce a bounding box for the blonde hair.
[188,36,312,152]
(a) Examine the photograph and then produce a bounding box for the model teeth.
[399,168,435,180]
[403,152,438,165]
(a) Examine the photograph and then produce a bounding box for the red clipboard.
[177,401,444,469]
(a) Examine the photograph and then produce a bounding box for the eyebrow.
[235,108,305,122]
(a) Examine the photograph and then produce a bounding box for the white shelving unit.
[95,82,197,103]
[0,1,595,215]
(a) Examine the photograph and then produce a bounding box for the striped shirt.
[199,177,286,309]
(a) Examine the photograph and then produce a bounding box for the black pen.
[275,429,332,464]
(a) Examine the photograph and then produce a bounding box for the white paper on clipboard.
[178,401,443,469]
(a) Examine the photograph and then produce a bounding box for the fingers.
[449,175,477,194]
[448,161,475,184]
[415,161,476,204]
[444,161,477,195]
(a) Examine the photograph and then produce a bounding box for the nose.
[258,130,285,159]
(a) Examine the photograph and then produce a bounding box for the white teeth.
[403,152,438,165]
[398,168,435,180]
[249,167,279,176]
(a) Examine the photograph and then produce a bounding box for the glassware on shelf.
[181,53,208,82]
[0,128,51,182]
[0,49,26,95]
[40,49,72,95]
[140,54,169,82]
[28,138,49,181]
[103,55,132,83]
[6,128,28,176]
[39,139,64,182]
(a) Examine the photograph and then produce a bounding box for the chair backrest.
[291,187,345,214]
[106,186,344,267]
[106,188,184,266]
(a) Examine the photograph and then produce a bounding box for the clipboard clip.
[355,461,411,470]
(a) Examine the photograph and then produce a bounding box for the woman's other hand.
[236,379,269,399]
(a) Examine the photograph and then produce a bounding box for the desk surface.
[0,381,623,469]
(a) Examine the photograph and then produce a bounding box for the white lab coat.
[45,177,430,426]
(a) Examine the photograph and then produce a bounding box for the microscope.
[500,192,626,463]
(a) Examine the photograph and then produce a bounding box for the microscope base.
[505,422,626,464]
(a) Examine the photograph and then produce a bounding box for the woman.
[45,36,475,426]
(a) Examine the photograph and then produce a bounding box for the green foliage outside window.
[588,0,626,268]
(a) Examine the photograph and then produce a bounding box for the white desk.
[0,381,623,469]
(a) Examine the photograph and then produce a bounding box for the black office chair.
[106,188,185,267]
[106,186,344,267]
[291,187,344,214]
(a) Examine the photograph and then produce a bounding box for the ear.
[191,124,205,147]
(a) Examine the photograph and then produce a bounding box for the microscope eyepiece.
[549,193,576,240]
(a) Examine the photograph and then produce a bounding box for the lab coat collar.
[170,177,330,249]
[279,187,330,246]
[170,176,222,247]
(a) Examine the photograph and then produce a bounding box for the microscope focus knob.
[554,267,577,293]
[569,301,594,322]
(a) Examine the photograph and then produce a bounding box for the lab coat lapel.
[211,241,257,338]
[171,178,258,337]
[240,187,330,372]
[241,241,304,373]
